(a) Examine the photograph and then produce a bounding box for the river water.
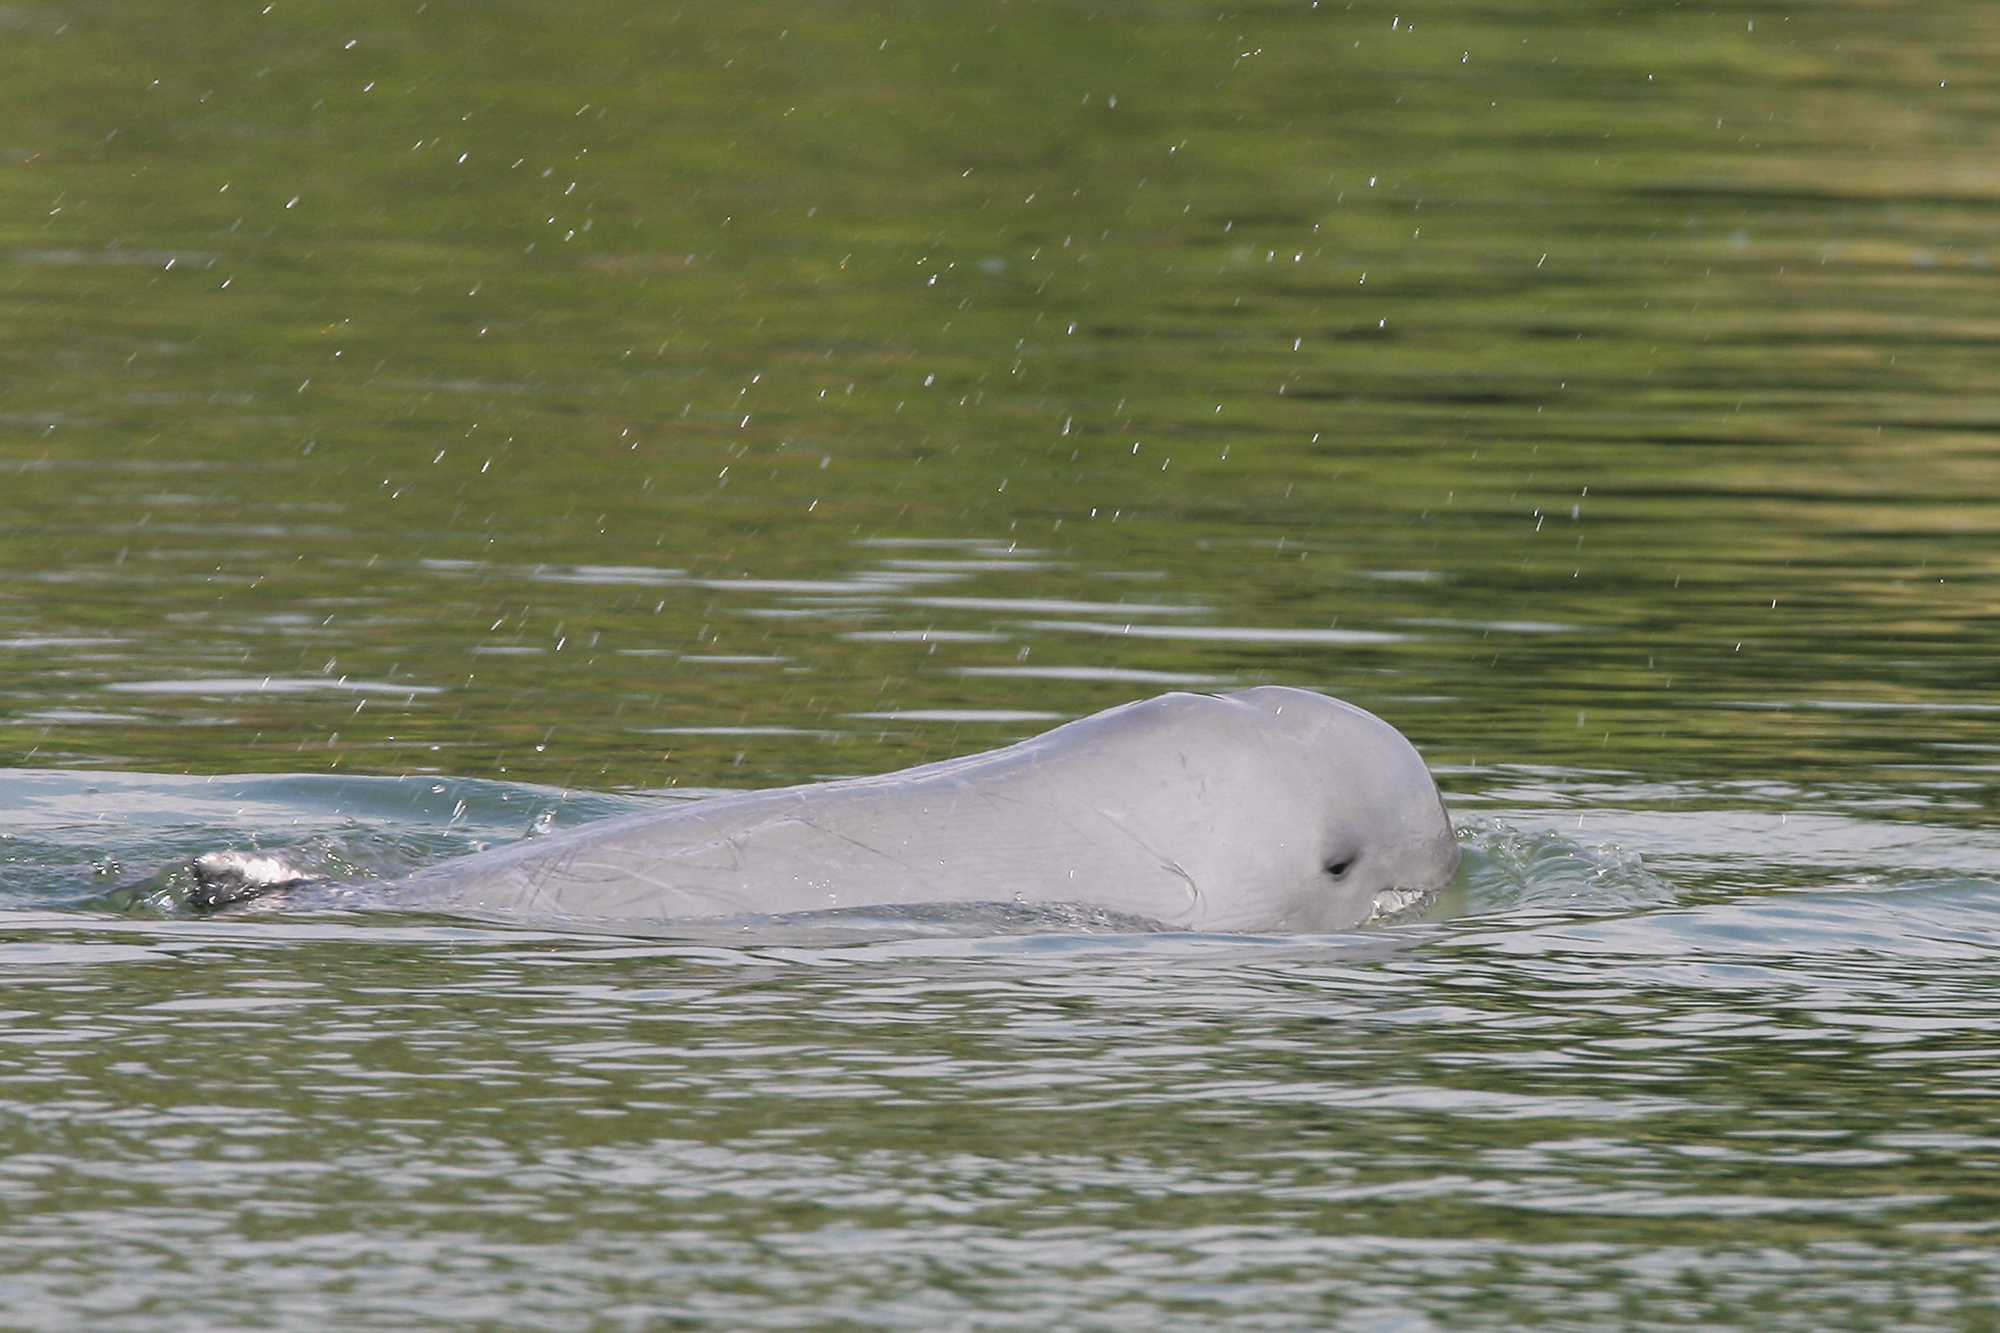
[4,1,2000,1328]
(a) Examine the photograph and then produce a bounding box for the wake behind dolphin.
[193,687,1460,933]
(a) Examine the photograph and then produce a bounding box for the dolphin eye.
[1325,857,1355,879]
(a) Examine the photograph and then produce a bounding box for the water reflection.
[3,860,1999,1329]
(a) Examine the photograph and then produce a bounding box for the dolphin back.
[383,693,1264,925]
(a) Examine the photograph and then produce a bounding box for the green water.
[5,1,2000,1328]
[7,0,1997,792]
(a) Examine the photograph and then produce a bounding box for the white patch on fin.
[190,850,316,909]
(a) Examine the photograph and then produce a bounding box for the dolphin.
[194,687,1459,933]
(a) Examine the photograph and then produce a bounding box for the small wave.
[1455,817,1680,917]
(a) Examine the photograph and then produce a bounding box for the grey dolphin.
[197,687,1459,932]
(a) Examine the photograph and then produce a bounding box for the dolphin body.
[195,687,1460,933]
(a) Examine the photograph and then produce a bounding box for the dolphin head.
[1192,687,1460,932]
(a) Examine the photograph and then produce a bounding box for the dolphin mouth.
[1358,832,1461,927]
[1363,885,1440,926]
